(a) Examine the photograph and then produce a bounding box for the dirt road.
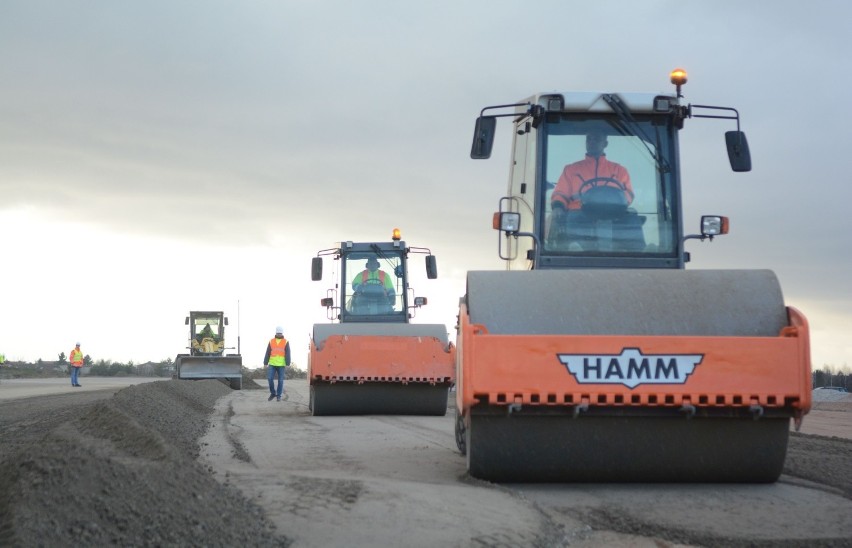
[1,378,850,546]
[204,379,852,547]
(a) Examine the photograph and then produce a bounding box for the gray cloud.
[1,0,849,366]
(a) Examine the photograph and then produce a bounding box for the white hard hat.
[76,342,81,346]
[275,326,284,335]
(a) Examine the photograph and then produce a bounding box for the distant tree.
[813,366,851,389]
[285,365,307,379]
[154,359,174,377]
[813,368,827,388]
[90,359,111,376]
[836,370,849,390]
[83,355,93,366]
[58,352,67,364]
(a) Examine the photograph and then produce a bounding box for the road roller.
[456,69,812,482]
[308,229,455,415]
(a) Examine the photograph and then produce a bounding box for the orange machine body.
[456,303,811,418]
[310,333,455,385]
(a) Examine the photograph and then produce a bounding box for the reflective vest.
[70,348,83,367]
[268,337,287,366]
[359,270,387,285]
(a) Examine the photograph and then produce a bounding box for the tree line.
[813,366,850,390]
[2,354,307,380]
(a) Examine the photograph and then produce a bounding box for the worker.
[199,323,215,340]
[69,342,84,387]
[548,129,643,250]
[263,326,291,402]
[551,129,634,213]
[351,256,395,305]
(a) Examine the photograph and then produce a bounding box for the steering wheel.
[577,177,628,218]
[354,284,387,298]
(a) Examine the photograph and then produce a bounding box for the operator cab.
[473,69,750,270]
[542,118,671,258]
[186,311,227,356]
[311,229,438,324]
[345,249,404,318]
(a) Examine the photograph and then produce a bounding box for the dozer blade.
[176,355,242,389]
[466,411,789,483]
[310,382,450,416]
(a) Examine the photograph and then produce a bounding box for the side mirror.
[184,316,189,325]
[320,297,334,307]
[470,116,497,159]
[224,317,229,326]
[414,297,427,307]
[311,257,323,281]
[425,255,438,279]
[725,131,751,172]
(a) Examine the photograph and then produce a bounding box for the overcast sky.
[1,0,850,371]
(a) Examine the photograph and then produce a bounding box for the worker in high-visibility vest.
[351,256,396,308]
[69,342,84,387]
[263,326,291,401]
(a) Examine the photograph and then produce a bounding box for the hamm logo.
[557,348,703,388]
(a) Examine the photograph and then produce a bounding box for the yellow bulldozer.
[174,311,242,390]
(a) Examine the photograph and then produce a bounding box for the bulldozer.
[456,69,812,482]
[174,311,243,390]
[308,229,455,415]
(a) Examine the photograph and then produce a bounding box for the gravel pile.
[812,388,852,403]
[0,379,288,547]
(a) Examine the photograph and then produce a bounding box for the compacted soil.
[0,379,849,547]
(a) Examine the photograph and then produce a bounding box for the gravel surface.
[0,378,287,547]
[786,392,852,500]
[0,380,849,547]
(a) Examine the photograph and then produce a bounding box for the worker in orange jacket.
[69,342,84,387]
[551,129,634,212]
[264,326,291,401]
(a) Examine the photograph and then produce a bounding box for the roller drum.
[466,411,788,482]
[310,382,450,416]
[313,323,450,348]
[463,268,792,482]
[466,269,788,337]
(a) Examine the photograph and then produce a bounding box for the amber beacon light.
[670,68,688,98]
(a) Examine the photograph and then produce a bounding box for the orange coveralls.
[551,154,634,211]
